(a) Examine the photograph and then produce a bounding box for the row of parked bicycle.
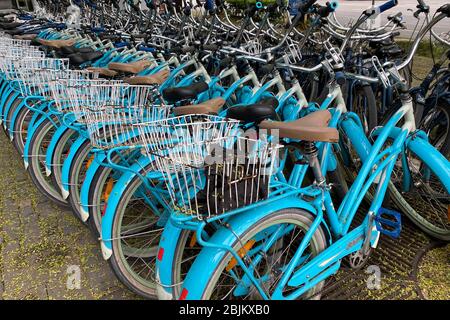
[0,0,449,300]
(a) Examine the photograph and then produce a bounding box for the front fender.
[100,155,153,259]
[79,152,107,222]
[8,99,26,140]
[44,125,73,176]
[60,136,89,199]
[155,220,184,300]
[3,91,20,132]
[23,115,50,169]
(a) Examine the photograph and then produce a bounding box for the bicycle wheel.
[50,128,79,195]
[388,140,450,241]
[27,117,69,207]
[108,163,164,299]
[1,91,18,133]
[87,152,126,236]
[420,100,450,158]
[12,102,33,155]
[182,208,327,300]
[4,97,21,137]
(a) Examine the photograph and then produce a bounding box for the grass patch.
[397,39,449,59]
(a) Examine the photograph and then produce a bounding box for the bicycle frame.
[177,78,450,299]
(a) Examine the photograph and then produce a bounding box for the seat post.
[299,141,326,186]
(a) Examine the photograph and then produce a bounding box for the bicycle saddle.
[162,81,209,103]
[174,97,226,116]
[37,38,76,48]
[108,60,153,74]
[259,110,339,143]
[226,97,279,123]
[124,69,170,85]
[0,21,24,29]
[86,67,118,77]
[68,51,103,66]
[5,28,27,36]
[59,45,94,55]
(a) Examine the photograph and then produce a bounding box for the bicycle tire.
[108,162,163,299]
[26,117,69,207]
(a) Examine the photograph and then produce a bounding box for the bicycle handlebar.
[377,0,398,14]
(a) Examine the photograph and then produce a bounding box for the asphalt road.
[333,0,450,38]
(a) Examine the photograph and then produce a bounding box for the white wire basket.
[17,67,95,98]
[0,46,41,57]
[0,38,32,47]
[0,50,46,80]
[145,136,281,219]
[136,114,241,152]
[67,82,172,149]
[15,57,69,71]
[49,78,114,112]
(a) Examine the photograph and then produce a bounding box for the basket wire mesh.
[17,67,95,98]
[0,50,46,80]
[142,136,281,219]
[136,114,241,152]
[67,82,172,149]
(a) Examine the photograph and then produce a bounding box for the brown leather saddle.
[108,59,153,74]
[174,97,226,116]
[37,38,76,48]
[86,67,118,77]
[124,69,170,85]
[260,110,339,143]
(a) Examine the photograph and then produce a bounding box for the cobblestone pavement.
[0,131,138,300]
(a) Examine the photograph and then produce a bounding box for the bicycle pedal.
[375,207,402,239]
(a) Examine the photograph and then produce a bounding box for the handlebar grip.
[378,0,398,14]
[335,71,346,86]
[138,45,156,53]
[316,1,338,18]
[437,3,450,16]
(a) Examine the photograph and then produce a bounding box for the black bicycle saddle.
[68,51,103,66]
[162,81,209,103]
[226,97,279,123]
